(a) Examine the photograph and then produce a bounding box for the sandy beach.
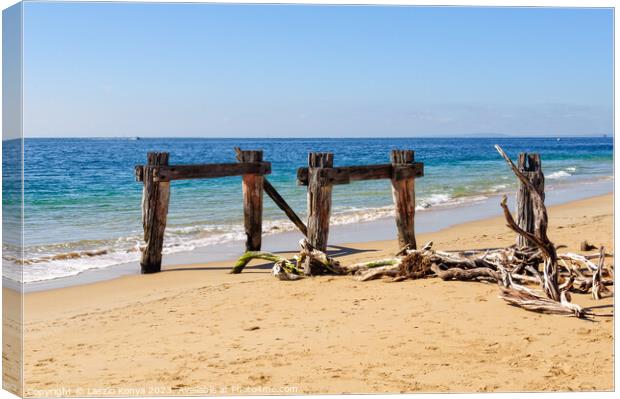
[7,193,614,395]
[3,2,615,396]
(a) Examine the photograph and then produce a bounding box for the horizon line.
[14,134,613,140]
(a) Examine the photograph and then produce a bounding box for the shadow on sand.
[161,244,378,273]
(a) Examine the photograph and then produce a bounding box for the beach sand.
[7,194,614,395]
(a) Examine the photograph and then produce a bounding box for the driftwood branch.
[498,286,584,317]
[431,263,499,282]
[229,235,609,319]
[495,145,560,301]
[231,251,296,275]
[356,265,401,281]
[592,246,610,300]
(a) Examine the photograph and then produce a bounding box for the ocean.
[2,137,613,283]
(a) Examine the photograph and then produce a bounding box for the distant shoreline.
[17,135,613,140]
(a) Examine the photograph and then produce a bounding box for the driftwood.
[498,286,583,317]
[515,153,544,247]
[231,251,290,275]
[592,247,610,300]
[357,265,401,281]
[230,145,612,319]
[431,263,499,282]
[398,251,432,279]
[231,236,611,319]
[342,259,402,275]
[298,239,346,275]
[495,145,560,301]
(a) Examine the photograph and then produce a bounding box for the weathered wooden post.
[390,150,417,250]
[238,150,264,251]
[235,147,307,237]
[515,152,545,247]
[140,152,171,273]
[305,152,334,275]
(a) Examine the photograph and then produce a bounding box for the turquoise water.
[2,137,613,282]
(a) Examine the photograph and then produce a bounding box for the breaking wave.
[5,191,491,283]
[547,170,572,179]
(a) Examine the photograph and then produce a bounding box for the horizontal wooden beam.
[296,162,423,186]
[135,162,271,182]
[392,163,424,181]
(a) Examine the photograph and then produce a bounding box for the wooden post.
[390,150,417,250]
[234,147,307,237]
[305,152,334,275]
[515,153,545,247]
[239,150,264,251]
[140,152,171,273]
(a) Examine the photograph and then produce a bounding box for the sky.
[16,2,615,137]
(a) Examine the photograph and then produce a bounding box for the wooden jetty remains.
[135,146,559,279]
[297,149,424,274]
[136,148,424,275]
[136,150,275,273]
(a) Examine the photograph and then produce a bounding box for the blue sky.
[20,2,613,137]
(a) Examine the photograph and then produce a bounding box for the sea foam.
[547,170,572,179]
[8,190,493,283]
